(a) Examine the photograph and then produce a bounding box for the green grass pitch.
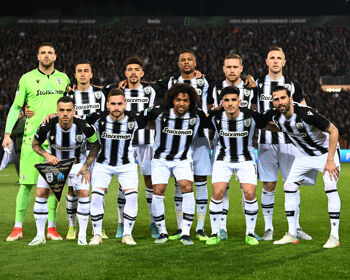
[0,163,349,280]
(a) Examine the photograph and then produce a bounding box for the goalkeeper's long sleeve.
[5,103,21,135]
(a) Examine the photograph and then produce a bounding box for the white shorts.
[211,160,257,185]
[37,163,90,191]
[151,158,193,185]
[91,162,139,191]
[285,150,340,185]
[133,144,153,175]
[192,136,212,176]
[258,143,295,182]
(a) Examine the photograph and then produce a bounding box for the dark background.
[3,0,350,16]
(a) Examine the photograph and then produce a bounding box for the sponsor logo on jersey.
[126,97,149,103]
[282,130,307,138]
[260,94,272,101]
[219,130,248,137]
[51,144,80,151]
[101,132,132,140]
[162,127,193,135]
[36,90,65,96]
[75,103,100,110]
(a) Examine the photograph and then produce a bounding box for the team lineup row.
[2,42,340,248]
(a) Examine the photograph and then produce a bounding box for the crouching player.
[29,96,100,245]
[206,86,267,246]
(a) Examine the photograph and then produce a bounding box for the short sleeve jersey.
[14,68,70,142]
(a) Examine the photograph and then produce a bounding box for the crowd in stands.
[0,24,349,146]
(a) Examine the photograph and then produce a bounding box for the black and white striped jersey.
[267,103,331,156]
[209,107,266,162]
[166,76,210,114]
[95,111,139,166]
[34,116,98,163]
[255,75,304,144]
[212,79,256,108]
[65,85,106,118]
[139,105,208,161]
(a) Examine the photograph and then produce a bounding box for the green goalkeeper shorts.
[19,142,48,185]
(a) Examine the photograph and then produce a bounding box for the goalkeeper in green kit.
[2,42,70,241]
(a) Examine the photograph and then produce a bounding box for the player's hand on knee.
[77,166,91,184]
[323,160,339,181]
[24,105,35,118]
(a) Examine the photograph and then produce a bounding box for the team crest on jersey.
[94,91,102,99]
[197,78,204,87]
[144,86,151,94]
[197,89,202,96]
[295,122,304,130]
[46,173,54,183]
[56,78,62,85]
[244,89,250,97]
[244,118,251,127]
[241,100,248,107]
[128,122,135,130]
[76,134,83,142]
[285,84,292,91]
[189,117,197,126]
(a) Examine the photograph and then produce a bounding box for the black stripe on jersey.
[130,90,139,113]
[228,118,238,161]
[166,117,183,160]
[283,121,315,156]
[81,93,90,115]
[97,120,107,163]
[49,121,57,158]
[180,112,196,160]
[154,116,169,159]
[110,122,121,166]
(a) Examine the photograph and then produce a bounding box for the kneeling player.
[89,88,140,246]
[206,86,267,246]
[29,96,99,246]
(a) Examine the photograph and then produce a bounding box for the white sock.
[117,187,125,224]
[244,199,258,236]
[152,195,167,235]
[284,191,298,237]
[195,182,208,232]
[220,186,229,231]
[123,191,138,236]
[66,194,78,227]
[90,189,105,236]
[174,182,183,230]
[296,189,301,229]
[145,187,154,224]
[77,197,90,238]
[34,197,48,237]
[261,189,274,231]
[326,191,340,239]
[209,198,223,236]
[182,192,195,236]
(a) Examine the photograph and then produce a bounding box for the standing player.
[105,57,158,239]
[267,86,341,248]
[29,96,100,245]
[158,50,212,241]
[206,86,266,246]
[89,88,141,246]
[211,53,256,240]
[255,46,311,241]
[2,42,70,242]
[64,60,107,240]
[143,83,208,245]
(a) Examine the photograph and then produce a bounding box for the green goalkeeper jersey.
[14,68,70,142]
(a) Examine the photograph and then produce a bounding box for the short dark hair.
[123,56,144,70]
[224,53,242,65]
[272,85,291,97]
[164,83,199,112]
[57,96,74,106]
[108,88,125,100]
[75,60,93,71]
[178,49,196,60]
[221,86,240,98]
[38,42,55,53]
